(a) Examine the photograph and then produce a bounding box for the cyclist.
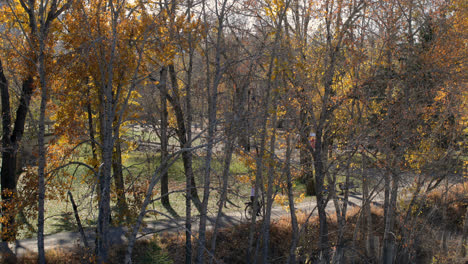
[250,185,255,203]
[249,184,261,216]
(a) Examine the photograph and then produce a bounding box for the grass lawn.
[15,149,253,239]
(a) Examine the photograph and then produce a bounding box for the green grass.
[14,148,252,239]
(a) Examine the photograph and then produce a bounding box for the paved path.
[10,192,384,256]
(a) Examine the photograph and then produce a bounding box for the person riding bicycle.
[249,185,261,216]
[250,185,255,202]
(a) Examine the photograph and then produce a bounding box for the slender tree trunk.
[382,173,399,264]
[197,0,227,261]
[332,154,355,264]
[86,82,98,162]
[210,59,253,262]
[37,29,48,264]
[168,61,195,263]
[247,116,267,264]
[459,205,468,257]
[68,191,89,248]
[362,154,375,259]
[112,127,128,224]
[95,1,120,259]
[300,110,315,196]
[124,151,182,264]
[311,132,331,262]
[310,24,340,263]
[441,177,449,253]
[261,93,279,263]
[96,83,114,263]
[96,45,117,263]
[246,2,290,262]
[286,133,299,264]
[209,136,234,264]
[168,64,202,212]
[159,67,178,217]
[383,170,390,231]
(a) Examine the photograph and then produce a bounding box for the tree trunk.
[96,88,114,263]
[197,0,227,261]
[1,60,34,243]
[260,92,279,263]
[441,177,449,253]
[168,64,202,213]
[95,55,116,262]
[362,154,375,259]
[459,205,468,257]
[159,66,178,217]
[37,28,49,264]
[124,150,182,264]
[312,133,331,263]
[299,109,315,196]
[209,136,234,264]
[112,128,128,224]
[86,82,98,162]
[246,3,290,262]
[285,133,299,264]
[167,63,196,263]
[68,191,89,248]
[382,173,399,264]
[332,153,354,264]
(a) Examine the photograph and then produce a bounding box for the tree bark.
[246,2,290,260]
[209,136,234,264]
[300,110,315,196]
[112,127,128,224]
[311,131,331,262]
[460,205,468,257]
[362,154,375,259]
[168,64,202,213]
[332,151,355,264]
[382,172,399,264]
[96,81,114,263]
[260,92,279,263]
[124,150,183,264]
[68,191,89,248]
[1,58,34,243]
[197,0,227,261]
[159,66,178,217]
[285,133,299,264]
[86,82,98,162]
[37,29,48,264]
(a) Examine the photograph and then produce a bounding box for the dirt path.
[10,192,384,257]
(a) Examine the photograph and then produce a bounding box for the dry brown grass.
[11,184,467,263]
[12,247,92,264]
[417,182,467,232]
[156,208,386,264]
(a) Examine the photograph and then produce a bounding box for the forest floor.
[11,190,385,257]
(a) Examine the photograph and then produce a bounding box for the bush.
[109,236,172,264]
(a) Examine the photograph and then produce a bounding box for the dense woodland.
[0,0,466,263]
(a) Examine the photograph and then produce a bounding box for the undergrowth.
[10,183,468,263]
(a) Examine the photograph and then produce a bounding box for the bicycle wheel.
[245,203,254,221]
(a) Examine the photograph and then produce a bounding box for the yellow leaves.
[238,149,257,173]
[167,104,178,130]
[296,192,306,204]
[434,89,448,102]
[0,1,28,29]
[237,174,252,184]
[274,194,288,210]
[274,192,306,212]
[463,160,468,178]
[264,0,287,21]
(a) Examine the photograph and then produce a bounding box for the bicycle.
[244,199,264,221]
